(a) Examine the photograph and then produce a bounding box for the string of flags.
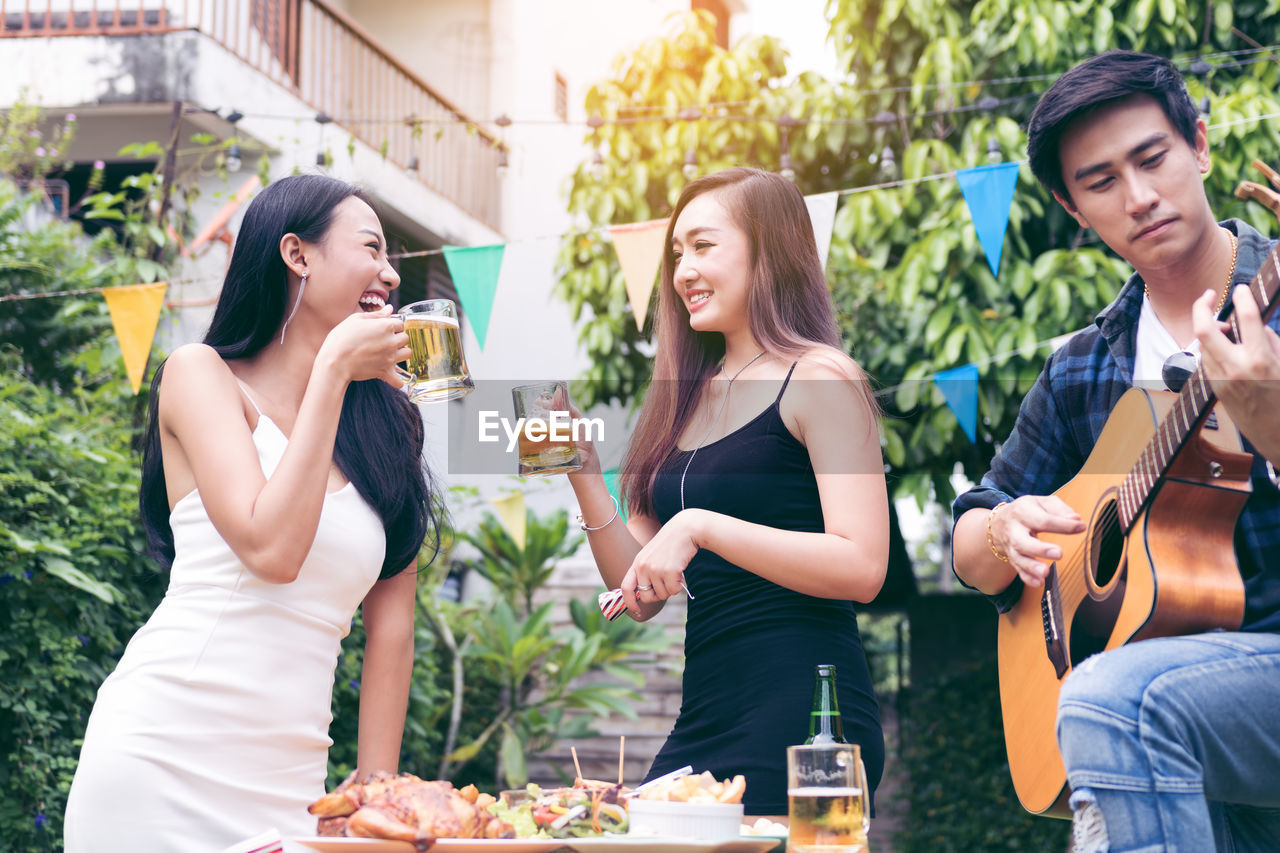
[439,160,1023,349]
[0,160,1031,418]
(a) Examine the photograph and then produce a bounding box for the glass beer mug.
[786,743,870,852]
[395,299,474,403]
[510,381,582,476]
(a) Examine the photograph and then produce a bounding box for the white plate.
[567,840,781,853]
[288,840,567,853]
[288,838,781,853]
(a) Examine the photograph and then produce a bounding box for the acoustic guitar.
[997,243,1280,817]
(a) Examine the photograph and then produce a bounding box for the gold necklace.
[1143,229,1237,313]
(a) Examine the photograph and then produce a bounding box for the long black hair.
[139,174,440,579]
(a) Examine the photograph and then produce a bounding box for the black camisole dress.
[645,365,885,816]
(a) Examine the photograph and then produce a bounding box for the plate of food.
[289,840,571,853]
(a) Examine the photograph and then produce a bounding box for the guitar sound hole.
[1089,498,1125,589]
[1071,495,1127,667]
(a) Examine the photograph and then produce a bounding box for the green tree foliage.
[892,659,1070,851]
[0,182,167,852]
[325,498,672,795]
[556,5,1280,509]
[446,504,670,790]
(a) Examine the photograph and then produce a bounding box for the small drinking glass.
[395,299,474,403]
[511,381,582,477]
[786,743,870,853]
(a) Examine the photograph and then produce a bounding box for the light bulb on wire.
[225,142,243,173]
[780,152,795,182]
[682,149,698,180]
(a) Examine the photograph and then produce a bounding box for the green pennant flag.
[442,243,505,349]
[602,466,628,522]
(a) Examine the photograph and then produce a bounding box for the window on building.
[554,72,569,123]
[691,0,730,48]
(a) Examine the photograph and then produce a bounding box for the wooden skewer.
[571,745,584,785]
[618,735,626,786]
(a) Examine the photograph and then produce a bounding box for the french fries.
[633,770,746,804]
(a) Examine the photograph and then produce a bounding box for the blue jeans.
[1056,632,1280,853]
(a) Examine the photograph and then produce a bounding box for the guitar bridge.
[1041,564,1069,679]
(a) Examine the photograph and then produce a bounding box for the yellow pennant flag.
[489,491,526,551]
[102,282,167,394]
[607,219,668,332]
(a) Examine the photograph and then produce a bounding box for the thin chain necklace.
[679,349,767,511]
[1143,228,1237,313]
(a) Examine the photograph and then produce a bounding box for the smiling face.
[303,196,401,323]
[669,190,753,337]
[1055,94,1215,274]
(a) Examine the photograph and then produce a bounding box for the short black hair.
[1027,50,1199,201]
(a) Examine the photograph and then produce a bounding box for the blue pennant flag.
[955,162,1020,277]
[934,364,980,443]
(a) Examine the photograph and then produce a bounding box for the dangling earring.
[280,271,308,345]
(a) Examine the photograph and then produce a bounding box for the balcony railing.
[1,0,503,231]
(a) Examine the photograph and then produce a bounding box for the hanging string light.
[223,108,244,173]
[315,111,333,167]
[495,113,512,176]
[680,106,702,180]
[777,114,799,181]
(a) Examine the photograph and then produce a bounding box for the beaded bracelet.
[577,495,620,532]
[986,501,1011,563]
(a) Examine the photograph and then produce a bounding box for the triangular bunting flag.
[607,219,667,331]
[442,244,505,350]
[489,491,526,551]
[955,162,1020,277]
[602,467,628,523]
[803,192,838,270]
[102,282,167,394]
[933,363,980,443]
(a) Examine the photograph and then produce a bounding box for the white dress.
[64,411,386,851]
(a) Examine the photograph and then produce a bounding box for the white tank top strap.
[234,379,264,418]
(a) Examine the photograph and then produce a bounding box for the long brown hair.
[620,168,869,517]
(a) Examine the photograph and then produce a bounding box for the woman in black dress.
[566,168,889,816]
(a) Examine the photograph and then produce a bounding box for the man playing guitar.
[952,51,1280,852]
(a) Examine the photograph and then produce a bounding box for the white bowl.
[627,798,745,841]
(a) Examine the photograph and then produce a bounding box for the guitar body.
[997,387,1251,816]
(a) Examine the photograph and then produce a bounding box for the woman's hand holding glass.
[565,401,604,479]
[318,304,411,388]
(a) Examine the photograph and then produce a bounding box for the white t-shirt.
[1132,293,1200,391]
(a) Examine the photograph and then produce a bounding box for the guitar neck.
[1116,241,1280,531]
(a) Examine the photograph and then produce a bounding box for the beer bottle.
[805,664,846,744]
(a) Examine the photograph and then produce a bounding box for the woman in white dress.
[63,175,439,850]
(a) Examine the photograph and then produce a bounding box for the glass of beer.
[511,381,582,477]
[396,299,474,403]
[786,743,870,852]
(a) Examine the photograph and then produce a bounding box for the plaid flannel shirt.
[952,219,1280,633]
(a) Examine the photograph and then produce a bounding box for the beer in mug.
[511,381,582,476]
[787,743,870,853]
[397,299,473,403]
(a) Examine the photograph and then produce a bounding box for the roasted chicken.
[308,772,512,848]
